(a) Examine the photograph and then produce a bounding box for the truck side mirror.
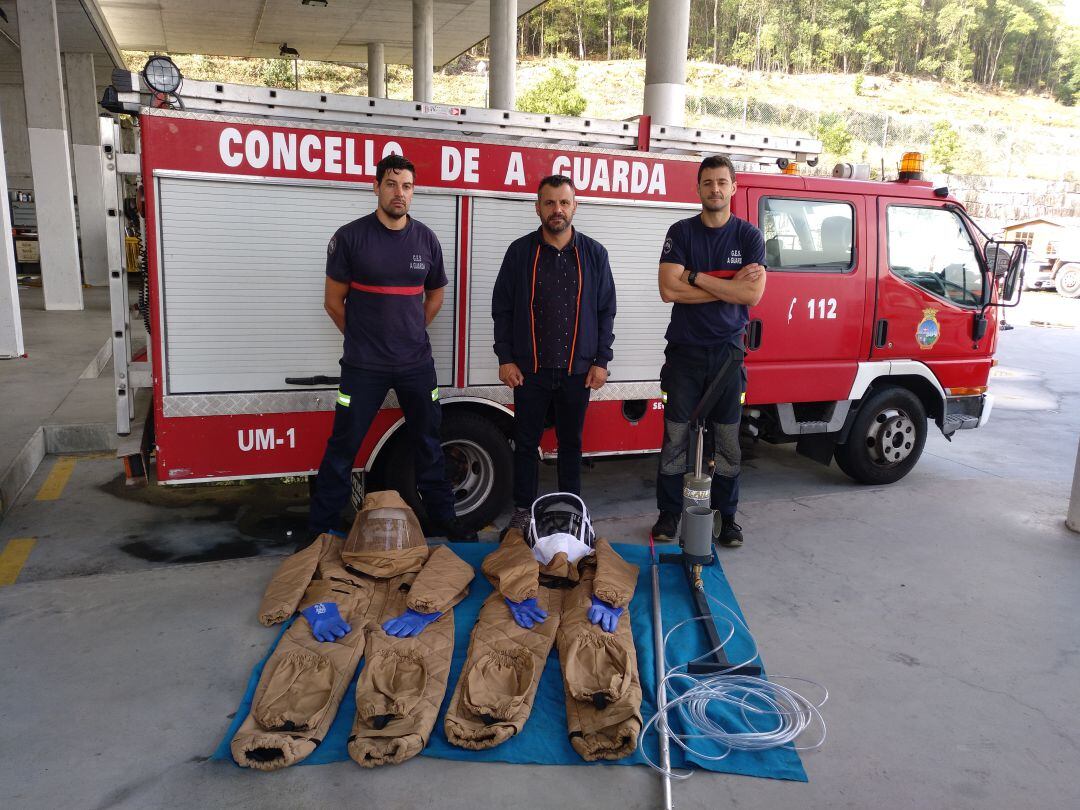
[984,242,1009,279]
[984,238,1026,306]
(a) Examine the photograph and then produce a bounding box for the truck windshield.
[887,206,983,307]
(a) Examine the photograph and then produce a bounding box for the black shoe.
[651,510,680,542]
[499,507,532,541]
[433,517,479,542]
[715,515,743,548]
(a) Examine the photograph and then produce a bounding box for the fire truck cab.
[100,74,1024,530]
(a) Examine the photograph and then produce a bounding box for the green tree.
[517,63,588,115]
[817,113,853,156]
[930,120,963,172]
[261,58,295,89]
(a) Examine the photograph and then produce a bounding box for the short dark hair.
[537,174,574,195]
[376,154,416,185]
[697,155,735,183]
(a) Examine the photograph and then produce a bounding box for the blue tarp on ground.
[212,542,807,782]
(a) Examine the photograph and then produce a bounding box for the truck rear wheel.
[1057,263,1080,299]
[834,387,927,485]
[378,411,512,532]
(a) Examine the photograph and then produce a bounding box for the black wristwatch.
[687,270,699,287]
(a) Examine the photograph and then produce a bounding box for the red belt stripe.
[350,281,424,295]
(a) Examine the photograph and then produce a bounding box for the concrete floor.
[0,281,146,515]
[1,294,1078,809]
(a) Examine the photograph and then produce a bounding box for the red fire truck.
[101,74,1023,530]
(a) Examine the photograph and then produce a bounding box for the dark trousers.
[512,368,591,509]
[656,343,745,517]
[308,359,455,534]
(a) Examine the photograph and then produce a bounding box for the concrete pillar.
[17,0,83,310]
[489,0,517,110]
[0,109,24,358]
[1068,436,1080,534]
[643,0,691,127]
[367,42,386,98]
[63,53,108,287]
[412,0,434,103]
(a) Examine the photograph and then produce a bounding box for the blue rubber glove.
[382,608,442,638]
[505,596,548,629]
[301,602,351,643]
[588,595,624,633]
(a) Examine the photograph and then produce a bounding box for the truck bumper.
[943,394,992,435]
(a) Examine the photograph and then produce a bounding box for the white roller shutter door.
[157,177,457,394]
[468,198,693,385]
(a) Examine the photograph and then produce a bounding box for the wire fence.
[688,94,1080,185]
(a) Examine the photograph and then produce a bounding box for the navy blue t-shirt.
[326,213,447,370]
[660,214,765,348]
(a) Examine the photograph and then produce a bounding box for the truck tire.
[1056,263,1080,299]
[834,387,927,485]
[379,411,512,532]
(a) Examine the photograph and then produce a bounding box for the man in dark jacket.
[492,175,617,536]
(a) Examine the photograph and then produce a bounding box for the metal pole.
[881,113,889,169]
[643,0,691,126]
[0,105,24,358]
[651,561,673,809]
[489,0,516,110]
[412,0,434,103]
[367,42,386,98]
[1067,435,1080,534]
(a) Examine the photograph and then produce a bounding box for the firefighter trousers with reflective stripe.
[308,359,455,534]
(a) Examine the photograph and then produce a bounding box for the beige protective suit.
[443,528,642,761]
[231,491,474,771]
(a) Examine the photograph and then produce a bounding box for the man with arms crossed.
[308,154,475,542]
[652,155,766,548]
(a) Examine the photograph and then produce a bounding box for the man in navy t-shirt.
[652,155,766,549]
[308,154,475,541]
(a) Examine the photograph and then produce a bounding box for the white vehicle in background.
[1023,232,1080,299]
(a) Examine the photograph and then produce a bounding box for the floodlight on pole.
[143,55,182,95]
[279,43,300,89]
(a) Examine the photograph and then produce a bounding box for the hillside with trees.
[516,0,1080,104]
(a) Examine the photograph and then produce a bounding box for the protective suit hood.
[341,490,429,578]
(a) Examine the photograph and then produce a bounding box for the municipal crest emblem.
[916,308,940,350]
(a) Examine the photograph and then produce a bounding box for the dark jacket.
[492,228,617,375]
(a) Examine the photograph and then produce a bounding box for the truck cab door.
[744,188,870,404]
[872,197,994,389]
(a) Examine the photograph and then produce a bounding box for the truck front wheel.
[1056,263,1080,299]
[378,411,512,532]
[834,387,927,485]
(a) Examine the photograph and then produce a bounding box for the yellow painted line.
[0,538,36,586]
[35,456,78,501]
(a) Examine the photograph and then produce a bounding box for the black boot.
[651,510,680,542]
[714,514,743,548]
[432,516,479,542]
